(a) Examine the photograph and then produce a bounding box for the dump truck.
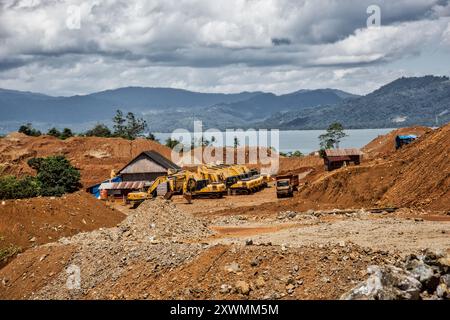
[276,174,299,198]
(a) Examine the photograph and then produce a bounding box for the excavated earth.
[0,124,449,300]
[0,133,172,187]
[0,192,125,268]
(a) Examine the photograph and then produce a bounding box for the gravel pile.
[30,198,211,299]
[131,199,213,242]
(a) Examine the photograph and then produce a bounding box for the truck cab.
[276,174,299,198]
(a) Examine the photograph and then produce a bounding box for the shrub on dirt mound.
[29,155,81,196]
[0,175,40,199]
[0,156,81,199]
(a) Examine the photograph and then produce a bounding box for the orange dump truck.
[276,174,299,198]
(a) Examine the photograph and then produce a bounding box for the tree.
[46,127,73,140]
[146,132,159,142]
[234,137,240,148]
[28,156,81,196]
[84,123,112,137]
[125,112,148,139]
[112,110,148,140]
[18,123,41,137]
[165,138,181,149]
[112,110,127,138]
[60,128,74,140]
[47,127,61,138]
[318,122,348,150]
[1,156,81,199]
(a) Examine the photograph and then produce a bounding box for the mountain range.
[0,75,449,133]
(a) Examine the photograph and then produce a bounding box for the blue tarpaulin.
[87,176,122,199]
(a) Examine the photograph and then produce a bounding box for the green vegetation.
[165,138,181,149]
[18,123,41,137]
[19,110,156,141]
[0,175,40,199]
[0,156,81,200]
[28,156,81,196]
[280,150,303,158]
[319,122,348,150]
[84,123,112,137]
[112,109,148,140]
[47,127,74,140]
[84,110,152,140]
[146,132,159,142]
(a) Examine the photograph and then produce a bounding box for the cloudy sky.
[1,0,450,96]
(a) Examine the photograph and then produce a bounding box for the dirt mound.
[0,133,173,187]
[0,241,395,300]
[0,192,125,267]
[362,126,431,159]
[278,155,323,176]
[299,124,450,211]
[0,198,208,299]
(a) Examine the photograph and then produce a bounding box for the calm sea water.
[155,128,395,154]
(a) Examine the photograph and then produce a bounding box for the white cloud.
[0,0,449,95]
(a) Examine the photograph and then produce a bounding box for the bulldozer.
[127,170,226,207]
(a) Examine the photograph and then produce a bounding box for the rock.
[286,277,295,285]
[321,277,331,283]
[287,211,297,219]
[225,262,241,273]
[436,283,448,298]
[339,241,346,247]
[341,265,422,300]
[255,276,265,289]
[405,256,440,291]
[219,284,232,294]
[235,280,251,295]
[250,258,259,267]
[29,237,36,242]
[245,239,253,246]
[286,284,295,294]
[293,265,299,272]
[437,256,450,268]
[414,218,424,222]
[440,274,450,287]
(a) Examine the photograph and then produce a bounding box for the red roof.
[99,181,151,190]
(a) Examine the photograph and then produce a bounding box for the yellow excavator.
[127,170,226,207]
[198,164,260,195]
[235,165,271,187]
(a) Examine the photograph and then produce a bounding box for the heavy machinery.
[127,170,226,207]
[276,174,299,198]
[198,164,266,195]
